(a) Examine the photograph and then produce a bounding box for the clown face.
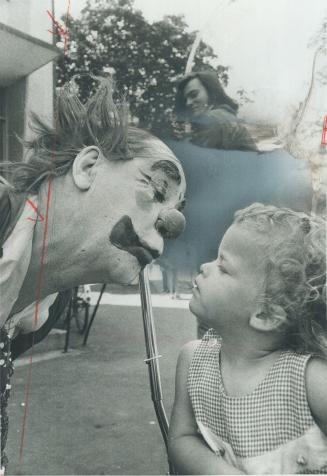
[75,138,186,285]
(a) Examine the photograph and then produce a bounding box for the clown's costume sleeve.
[0,180,71,468]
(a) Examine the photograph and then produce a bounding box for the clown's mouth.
[110,215,160,267]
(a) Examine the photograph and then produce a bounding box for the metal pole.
[139,268,174,474]
[63,298,73,353]
[83,284,106,346]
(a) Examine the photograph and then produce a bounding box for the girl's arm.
[168,341,245,475]
[306,357,327,436]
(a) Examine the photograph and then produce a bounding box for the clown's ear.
[72,146,100,190]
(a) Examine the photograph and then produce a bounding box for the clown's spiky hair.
[1,77,154,192]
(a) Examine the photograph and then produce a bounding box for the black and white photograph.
[0,0,326,474]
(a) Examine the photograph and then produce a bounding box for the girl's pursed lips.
[192,286,200,297]
[192,278,200,292]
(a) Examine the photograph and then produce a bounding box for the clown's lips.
[110,215,160,267]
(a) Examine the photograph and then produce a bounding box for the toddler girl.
[168,203,327,474]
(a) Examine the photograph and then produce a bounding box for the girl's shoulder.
[179,331,222,374]
[305,357,327,435]
[175,341,201,389]
[177,336,217,374]
[178,340,201,367]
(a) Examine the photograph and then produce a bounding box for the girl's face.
[190,224,267,334]
[183,78,209,117]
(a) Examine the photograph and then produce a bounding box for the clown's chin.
[123,245,156,267]
[107,255,140,285]
[103,250,145,287]
[117,251,151,285]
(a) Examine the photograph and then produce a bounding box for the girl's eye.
[218,263,228,274]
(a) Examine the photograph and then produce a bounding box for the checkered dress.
[187,329,327,473]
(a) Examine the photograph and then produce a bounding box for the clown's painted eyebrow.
[150,160,182,185]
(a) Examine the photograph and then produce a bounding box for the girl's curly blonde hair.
[234,203,326,358]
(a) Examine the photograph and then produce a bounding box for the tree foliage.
[56,0,228,136]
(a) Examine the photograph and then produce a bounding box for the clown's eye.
[140,172,166,202]
[154,190,165,203]
[140,173,151,185]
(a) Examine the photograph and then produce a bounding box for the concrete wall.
[0,0,56,159]
[25,63,54,142]
[6,78,26,161]
[0,0,52,42]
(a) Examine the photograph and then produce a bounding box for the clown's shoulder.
[0,181,70,358]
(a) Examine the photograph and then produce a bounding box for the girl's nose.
[156,208,186,239]
[186,97,193,107]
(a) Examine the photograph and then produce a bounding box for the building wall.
[6,79,26,162]
[0,0,55,161]
[25,63,55,143]
[0,0,52,42]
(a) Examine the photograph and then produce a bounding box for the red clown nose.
[156,209,186,239]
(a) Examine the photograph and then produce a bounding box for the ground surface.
[6,291,196,475]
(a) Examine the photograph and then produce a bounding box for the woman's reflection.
[175,71,258,151]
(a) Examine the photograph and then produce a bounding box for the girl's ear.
[72,146,101,190]
[249,304,287,332]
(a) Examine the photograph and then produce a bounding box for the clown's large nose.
[156,209,186,239]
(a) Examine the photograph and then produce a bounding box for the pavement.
[6,290,197,475]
